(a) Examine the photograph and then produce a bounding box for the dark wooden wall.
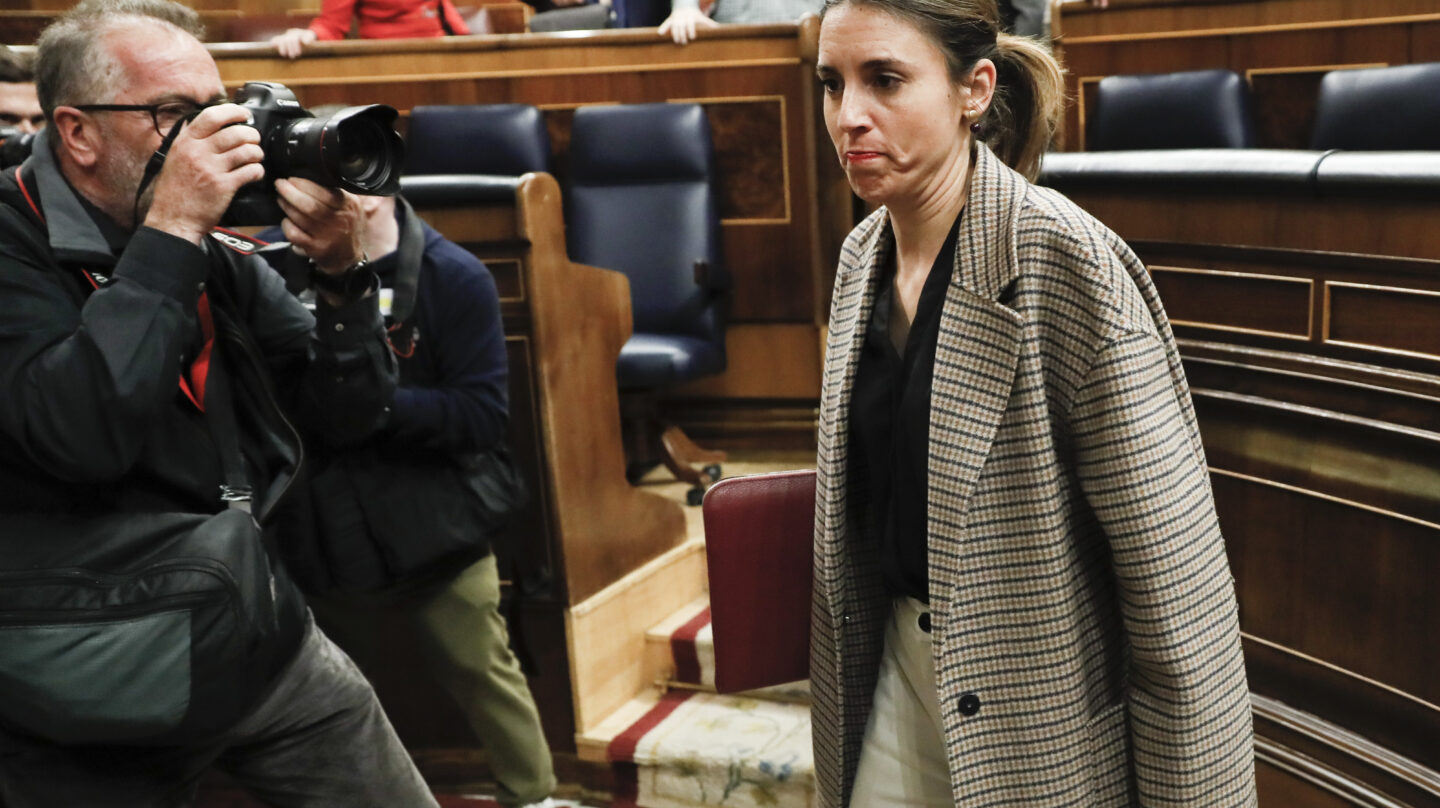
[1054,0,1440,150]
[1042,178,1440,806]
[210,23,847,448]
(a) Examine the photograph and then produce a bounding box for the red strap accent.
[15,167,44,225]
[386,321,416,358]
[178,292,215,412]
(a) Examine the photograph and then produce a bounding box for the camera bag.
[297,199,527,594]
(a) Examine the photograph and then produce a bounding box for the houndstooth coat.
[810,145,1257,807]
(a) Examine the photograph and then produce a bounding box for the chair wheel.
[703,464,723,482]
[686,487,706,507]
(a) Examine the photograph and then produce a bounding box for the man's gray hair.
[35,0,206,121]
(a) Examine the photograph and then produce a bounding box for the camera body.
[223,82,404,226]
[0,126,35,170]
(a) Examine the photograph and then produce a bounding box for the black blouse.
[849,212,962,604]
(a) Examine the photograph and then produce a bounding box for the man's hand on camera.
[144,104,265,246]
[276,177,366,278]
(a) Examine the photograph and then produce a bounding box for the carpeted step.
[606,690,814,808]
[645,599,812,704]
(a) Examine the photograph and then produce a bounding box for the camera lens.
[334,118,394,190]
[277,105,403,196]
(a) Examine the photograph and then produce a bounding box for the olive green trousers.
[310,553,556,807]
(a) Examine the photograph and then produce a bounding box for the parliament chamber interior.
[2,0,1437,806]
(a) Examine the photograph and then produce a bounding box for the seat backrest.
[566,103,726,342]
[404,104,552,176]
[1087,69,1255,151]
[1311,63,1440,150]
[529,3,614,31]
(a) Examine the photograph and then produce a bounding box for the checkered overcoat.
[810,146,1257,807]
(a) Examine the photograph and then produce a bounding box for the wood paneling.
[1059,0,1440,39]
[1152,266,1313,339]
[1325,283,1440,362]
[1040,178,1440,805]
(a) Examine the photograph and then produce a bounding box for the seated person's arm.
[271,0,354,59]
[658,0,717,44]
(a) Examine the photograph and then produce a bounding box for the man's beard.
[96,133,157,231]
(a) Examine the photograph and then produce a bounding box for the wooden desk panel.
[1046,180,1440,806]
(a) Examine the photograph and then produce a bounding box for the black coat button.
[918,612,931,633]
[958,693,981,716]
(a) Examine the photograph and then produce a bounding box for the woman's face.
[817,3,987,210]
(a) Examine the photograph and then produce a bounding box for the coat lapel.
[925,146,1028,615]
[815,209,890,593]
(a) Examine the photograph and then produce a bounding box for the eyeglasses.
[0,112,45,129]
[71,100,212,136]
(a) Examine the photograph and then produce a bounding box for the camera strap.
[381,196,425,358]
[131,117,191,227]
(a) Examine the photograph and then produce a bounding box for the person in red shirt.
[271,0,594,57]
[271,0,470,58]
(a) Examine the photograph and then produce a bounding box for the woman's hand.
[270,28,317,60]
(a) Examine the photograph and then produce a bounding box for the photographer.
[262,186,558,808]
[0,1,438,805]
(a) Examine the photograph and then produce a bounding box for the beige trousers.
[849,597,956,807]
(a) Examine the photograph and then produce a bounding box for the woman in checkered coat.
[810,1,1257,805]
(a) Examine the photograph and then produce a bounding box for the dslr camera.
[223,81,404,226]
[0,127,36,169]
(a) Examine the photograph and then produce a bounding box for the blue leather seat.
[403,104,551,176]
[567,103,727,391]
[1087,69,1255,150]
[1311,62,1440,150]
[566,103,728,494]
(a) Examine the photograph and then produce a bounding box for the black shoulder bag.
[0,330,297,746]
[301,199,527,595]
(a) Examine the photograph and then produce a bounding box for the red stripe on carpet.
[669,605,712,685]
[606,689,695,808]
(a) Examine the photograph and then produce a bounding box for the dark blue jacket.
[376,209,508,454]
[261,201,510,592]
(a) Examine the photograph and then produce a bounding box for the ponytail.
[980,33,1064,181]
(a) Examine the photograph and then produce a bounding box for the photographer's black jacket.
[0,134,397,718]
